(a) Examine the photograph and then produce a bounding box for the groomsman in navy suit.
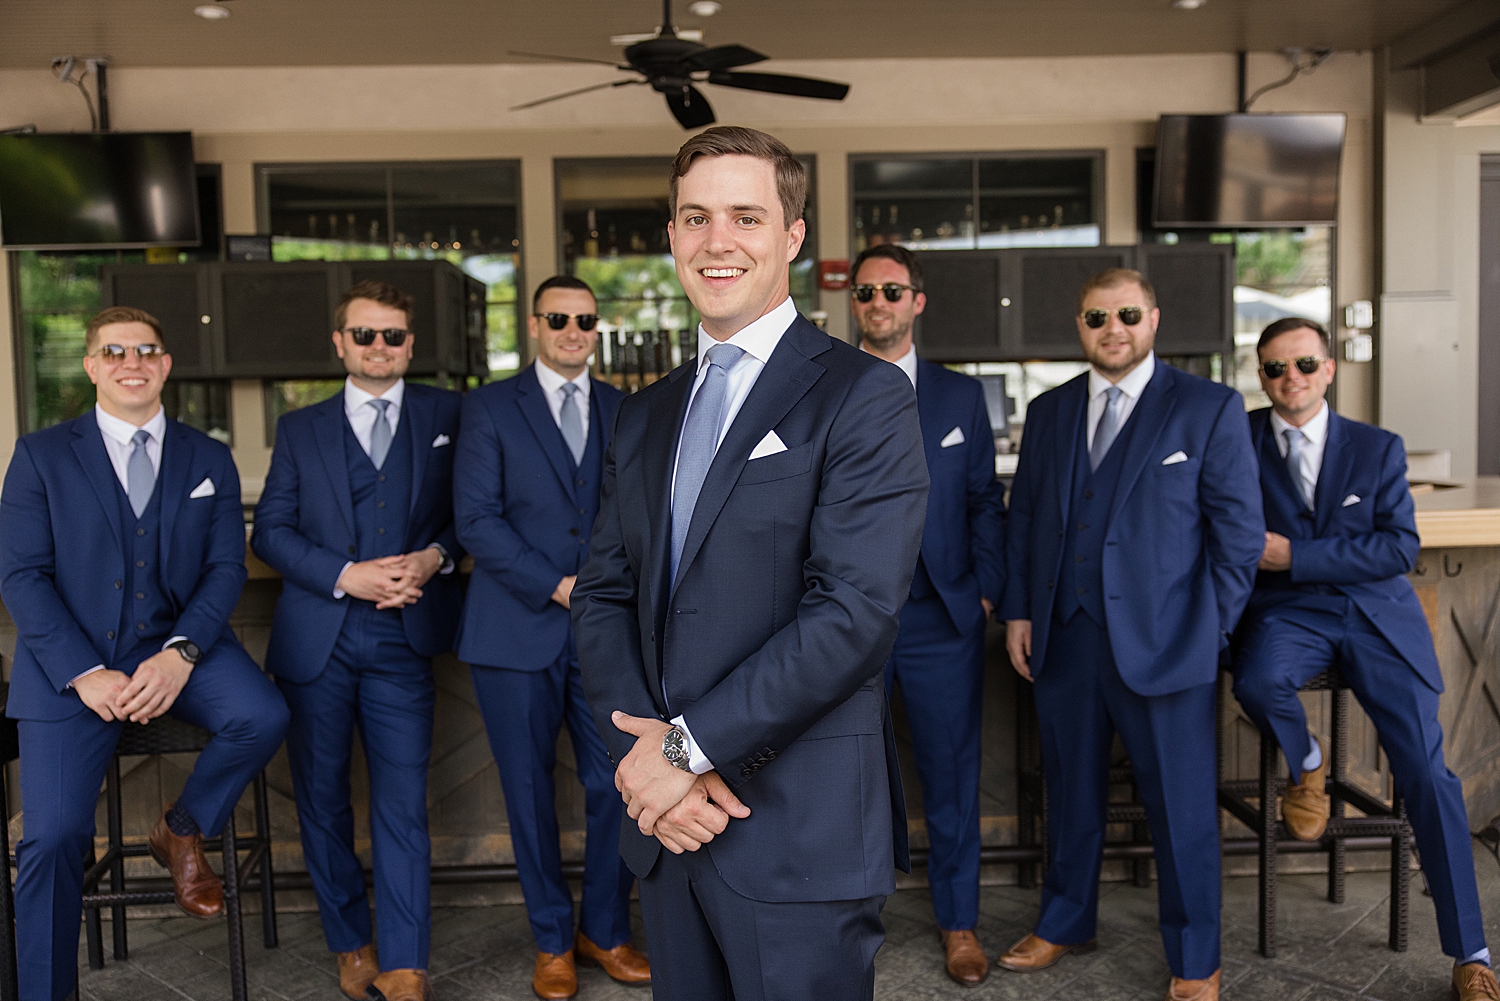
[1232,317,1497,1001]
[850,243,1005,986]
[999,269,1263,1001]
[2,307,289,1001]
[453,275,646,1000]
[252,280,461,1001]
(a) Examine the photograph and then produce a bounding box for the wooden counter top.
[1413,477,1500,548]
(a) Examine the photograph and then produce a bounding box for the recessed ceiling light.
[1172,0,1205,7]
[193,4,231,19]
[688,1,722,16]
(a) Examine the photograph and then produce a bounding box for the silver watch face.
[663,727,691,769]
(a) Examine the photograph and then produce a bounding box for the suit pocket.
[738,441,813,485]
[798,686,882,740]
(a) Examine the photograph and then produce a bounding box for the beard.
[858,312,914,352]
[1085,339,1151,378]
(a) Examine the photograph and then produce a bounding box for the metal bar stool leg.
[106,758,126,961]
[83,845,104,971]
[1328,686,1348,905]
[221,813,247,1001]
[0,766,19,1001]
[254,774,278,949]
[1390,794,1411,952]
[1258,729,1279,959]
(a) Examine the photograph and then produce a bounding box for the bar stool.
[1216,666,1412,958]
[1,680,19,1001]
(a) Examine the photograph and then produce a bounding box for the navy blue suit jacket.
[1000,362,1264,695]
[252,383,463,682]
[913,358,1006,631]
[1242,407,1440,690]
[454,366,623,670]
[573,315,929,902]
[2,412,249,721]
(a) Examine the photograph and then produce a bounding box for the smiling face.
[1259,325,1334,425]
[851,256,926,358]
[83,321,171,423]
[333,297,413,393]
[1076,281,1158,380]
[530,286,599,379]
[668,154,806,341]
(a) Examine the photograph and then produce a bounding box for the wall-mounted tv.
[0,131,201,250]
[1153,113,1345,228]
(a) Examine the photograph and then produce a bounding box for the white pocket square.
[188,477,215,499]
[940,427,965,448]
[1161,451,1189,465]
[1342,494,1362,507]
[431,434,451,448]
[748,430,788,460]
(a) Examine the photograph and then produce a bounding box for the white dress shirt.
[860,342,918,390]
[1270,399,1330,507]
[1086,353,1156,450]
[533,358,592,430]
[670,296,799,774]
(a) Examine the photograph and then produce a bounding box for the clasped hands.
[74,647,193,724]
[337,547,444,609]
[611,711,750,855]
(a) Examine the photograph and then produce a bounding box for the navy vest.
[344,411,412,565]
[563,395,605,574]
[1055,401,1139,627]
[113,473,174,667]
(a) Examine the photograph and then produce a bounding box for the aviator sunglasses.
[535,312,599,331]
[1261,356,1327,379]
[1081,306,1146,328]
[852,283,918,303]
[342,327,409,346]
[94,343,166,363]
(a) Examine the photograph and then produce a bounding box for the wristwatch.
[167,639,202,664]
[662,726,693,772]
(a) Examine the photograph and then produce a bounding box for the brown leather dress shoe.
[337,943,380,1000]
[1454,962,1500,1000]
[369,968,433,1001]
[533,949,577,1000]
[995,932,1096,972]
[940,929,990,986]
[1283,735,1330,841]
[575,932,651,984]
[1165,969,1220,1001]
[147,808,223,919]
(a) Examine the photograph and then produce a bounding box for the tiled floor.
[72,841,1500,1000]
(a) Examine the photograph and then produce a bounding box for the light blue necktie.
[670,343,746,587]
[368,398,393,469]
[559,382,587,466]
[1285,427,1314,509]
[126,429,155,517]
[1089,385,1124,472]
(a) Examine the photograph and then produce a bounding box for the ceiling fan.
[508,0,850,129]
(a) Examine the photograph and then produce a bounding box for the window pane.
[976,155,1099,248]
[853,158,973,252]
[1228,227,1332,409]
[267,168,389,245]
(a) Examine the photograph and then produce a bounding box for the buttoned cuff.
[68,664,106,689]
[333,561,354,599]
[162,635,188,651]
[671,715,715,775]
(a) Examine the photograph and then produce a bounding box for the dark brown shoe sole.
[995,939,1097,973]
[145,838,222,920]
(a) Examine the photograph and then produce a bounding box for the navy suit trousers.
[277,603,434,971]
[1234,597,1487,960]
[884,592,985,931]
[1034,613,1221,980]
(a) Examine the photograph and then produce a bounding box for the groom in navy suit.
[2,306,288,1001]
[1232,317,1496,1001]
[252,280,461,1001]
[999,269,1262,1001]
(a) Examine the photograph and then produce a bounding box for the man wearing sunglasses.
[850,243,1005,986]
[2,306,290,1001]
[253,280,462,1001]
[453,274,643,1000]
[1232,318,1496,1001]
[1000,268,1262,1001]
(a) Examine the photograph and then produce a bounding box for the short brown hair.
[1257,316,1332,357]
[336,279,415,331]
[1076,267,1156,314]
[85,306,164,354]
[668,126,806,230]
[851,243,923,291]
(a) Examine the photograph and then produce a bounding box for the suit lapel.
[1314,411,1352,534]
[71,413,124,552]
[157,420,194,573]
[311,398,356,538]
[404,387,432,517]
[644,366,695,621]
[516,368,579,502]
[1054,377,1088,520]
[914,360,944,463]
[1107,363,1176,524]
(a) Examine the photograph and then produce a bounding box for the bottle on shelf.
[585,209,600,258]
[606,223,619,258]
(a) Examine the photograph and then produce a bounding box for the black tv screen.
[0,132,201,249]
[1153,113,1345,227]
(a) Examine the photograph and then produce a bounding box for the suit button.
[377,501,386,509]
[1077,587,1087,595]
[569,528,580,537]
[136,528,146,536]
[578,507,586,515]
[136,622,146,631]
[1078,523,1088,531]
[378,474,386,483]
[114,580,122,589]
[1047,580,1054,589]
[577,478,586,486]
[136,560,146,568]
[348,545,357,555]
[106,630,115,640]
[377,528,385,535]
[741,768,753,779]
[1076,556,1085,564]
[136,592,146,600]
[1084,490,1094,499]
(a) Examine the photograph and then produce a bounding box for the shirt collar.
[1270,399,1329,448]
[695,297,797,372]
[860,341,918,390]
[94,402,167,447]
[533,358,591,398]
[1088,352,1156,401]
[344,377,405,416]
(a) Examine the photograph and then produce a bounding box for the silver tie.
[559,383,587,466]
[1285,427,1313,509]
[126,429,155,517]
[368,398,394,469]
[1089,385,1124,472]
[670,343,746,587]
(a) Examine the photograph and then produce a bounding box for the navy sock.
[165,803,200,838]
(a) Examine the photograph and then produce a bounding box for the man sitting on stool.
[1232,317,1496,1001]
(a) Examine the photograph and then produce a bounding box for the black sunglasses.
[536,312,599,331]
[342,327,409,346]
[1081,306,1146,328]
[1261,356,1327,379]
[852,283,918,303]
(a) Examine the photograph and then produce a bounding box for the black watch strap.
[168,639,202,664]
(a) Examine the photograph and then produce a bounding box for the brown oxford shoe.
[533,949,577,1000]
[940,929,990,986]
[369,968,433,1001]
[337,943,379,1000]
[575,932,651,985]
[1165,969,1220,1001]
[995,932,1096,972]
[147,808,223,919]
[1454,962,1500,1000]
[1283,735,1331,842]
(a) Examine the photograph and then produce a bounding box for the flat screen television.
[1153,113,1345,227]
[0,131,201,250]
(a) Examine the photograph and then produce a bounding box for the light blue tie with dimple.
[127,429,155,517]
[559,383,587,466]
[670,343,746,588]
[1089,385,1124,472]
[1285,427,1313,509]
[368,398,393,469]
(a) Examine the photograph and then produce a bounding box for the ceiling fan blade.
[680,44,769,72]
[664,85,716,129]
[510,79,642,111]
[508,50,629,69]
[706,71,850,101]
